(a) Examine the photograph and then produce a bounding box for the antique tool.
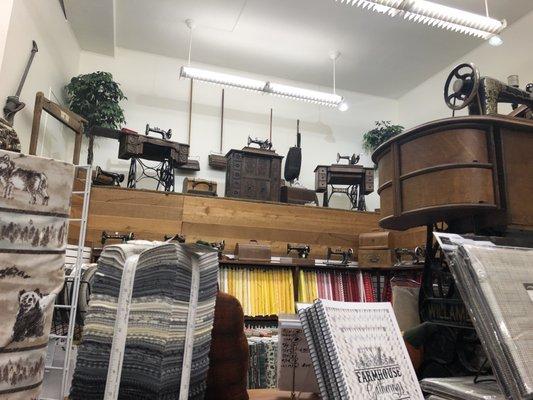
[3,41,39,125]
[0,118,21,152]
[444,63,533,116]
[247,136,272,150]
[287,243,311,259]
[101,231,135,245]
[336,153,360,165]
[326,247,354,265]
[92,166,124,186]
[284,120,302,183]
[164,234,186,243]
[145,124,172,140]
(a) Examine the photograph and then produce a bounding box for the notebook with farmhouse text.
[298,299,424,400]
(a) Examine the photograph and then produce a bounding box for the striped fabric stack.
[70,242,219,400]
[298,270,375,303]
[219,267,295,316]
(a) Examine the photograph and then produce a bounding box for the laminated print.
[0,150,74,399]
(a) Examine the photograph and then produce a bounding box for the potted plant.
[362,121,404,154]
[65,71,127,163]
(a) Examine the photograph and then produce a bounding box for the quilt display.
[435,233,533,400]
[0,149,74,399]
[420,376,504,400]
[70,242,219,400]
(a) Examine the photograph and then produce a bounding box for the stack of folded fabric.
[436,233,533,400]
[247,335,278,389]
[420,376,504,400]
[70,242,219,400]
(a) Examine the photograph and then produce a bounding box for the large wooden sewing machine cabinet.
[373,115,533,235]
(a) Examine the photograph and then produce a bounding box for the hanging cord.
[484,0,490,18]
[186,19,195,65]
[187,27,193,65]
[332,56,337,95]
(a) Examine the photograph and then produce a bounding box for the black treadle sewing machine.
[314,153,373,210]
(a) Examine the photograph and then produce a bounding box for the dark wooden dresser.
[225,147,283,202]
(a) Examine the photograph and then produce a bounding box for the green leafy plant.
[362,121,404,153]
[65,71,127,131]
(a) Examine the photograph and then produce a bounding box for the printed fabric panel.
[0,149,74,399]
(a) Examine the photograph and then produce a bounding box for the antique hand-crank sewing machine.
[314,153,374,210]
[372,63,533,377]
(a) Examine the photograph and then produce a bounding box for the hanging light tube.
[336,0,506,40]
[180,66,344,108]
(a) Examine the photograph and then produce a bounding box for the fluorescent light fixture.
[336,0,506,40]
[180,66,266,91]
[266,82,343,107]
[180,66,345,108]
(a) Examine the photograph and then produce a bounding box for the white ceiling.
[66,0,533,98]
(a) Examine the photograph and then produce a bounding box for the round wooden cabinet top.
[371,115,533,231]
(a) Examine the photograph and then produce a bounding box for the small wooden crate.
[182,178,217,196]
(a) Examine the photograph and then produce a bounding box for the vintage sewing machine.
[92,166,124,186]
[372,62,533,377]
[445,63,533,116]
[247,136,272,150]
[287,243,311,259]
[145,124,172,140]
[314,155,374,210]
[336,153,360,165]
[101,231,135,245]
[326,247,354,265]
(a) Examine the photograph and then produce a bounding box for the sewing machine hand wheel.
[444,63,480,110]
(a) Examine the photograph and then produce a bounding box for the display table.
[248,390,319,400]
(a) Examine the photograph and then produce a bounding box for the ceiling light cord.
[333,57,336,95]
[185,19,196,66]
[187,28,193,65]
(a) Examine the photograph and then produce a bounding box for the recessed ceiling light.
[488,34,503,46]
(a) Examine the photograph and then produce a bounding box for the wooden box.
[235,241,272,262]
[359,232,393,249]
[208,154,227,170]
[363,167,374,195]
[358,249,395,268]
[280,186,318,205]
[314,165,328,193]
[225,147,283,202]
[182,178,217,196]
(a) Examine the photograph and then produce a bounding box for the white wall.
[398,10,533,129]
[0,0,14,70]
[0,0,81,161]
[78,47,399,210]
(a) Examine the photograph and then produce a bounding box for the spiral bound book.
[299,300,423,400]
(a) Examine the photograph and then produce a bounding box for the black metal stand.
[324,183,366,211]
[127,157,175,192]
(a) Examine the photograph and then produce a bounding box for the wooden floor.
[248,389,319,399]
[69,186,426,259]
